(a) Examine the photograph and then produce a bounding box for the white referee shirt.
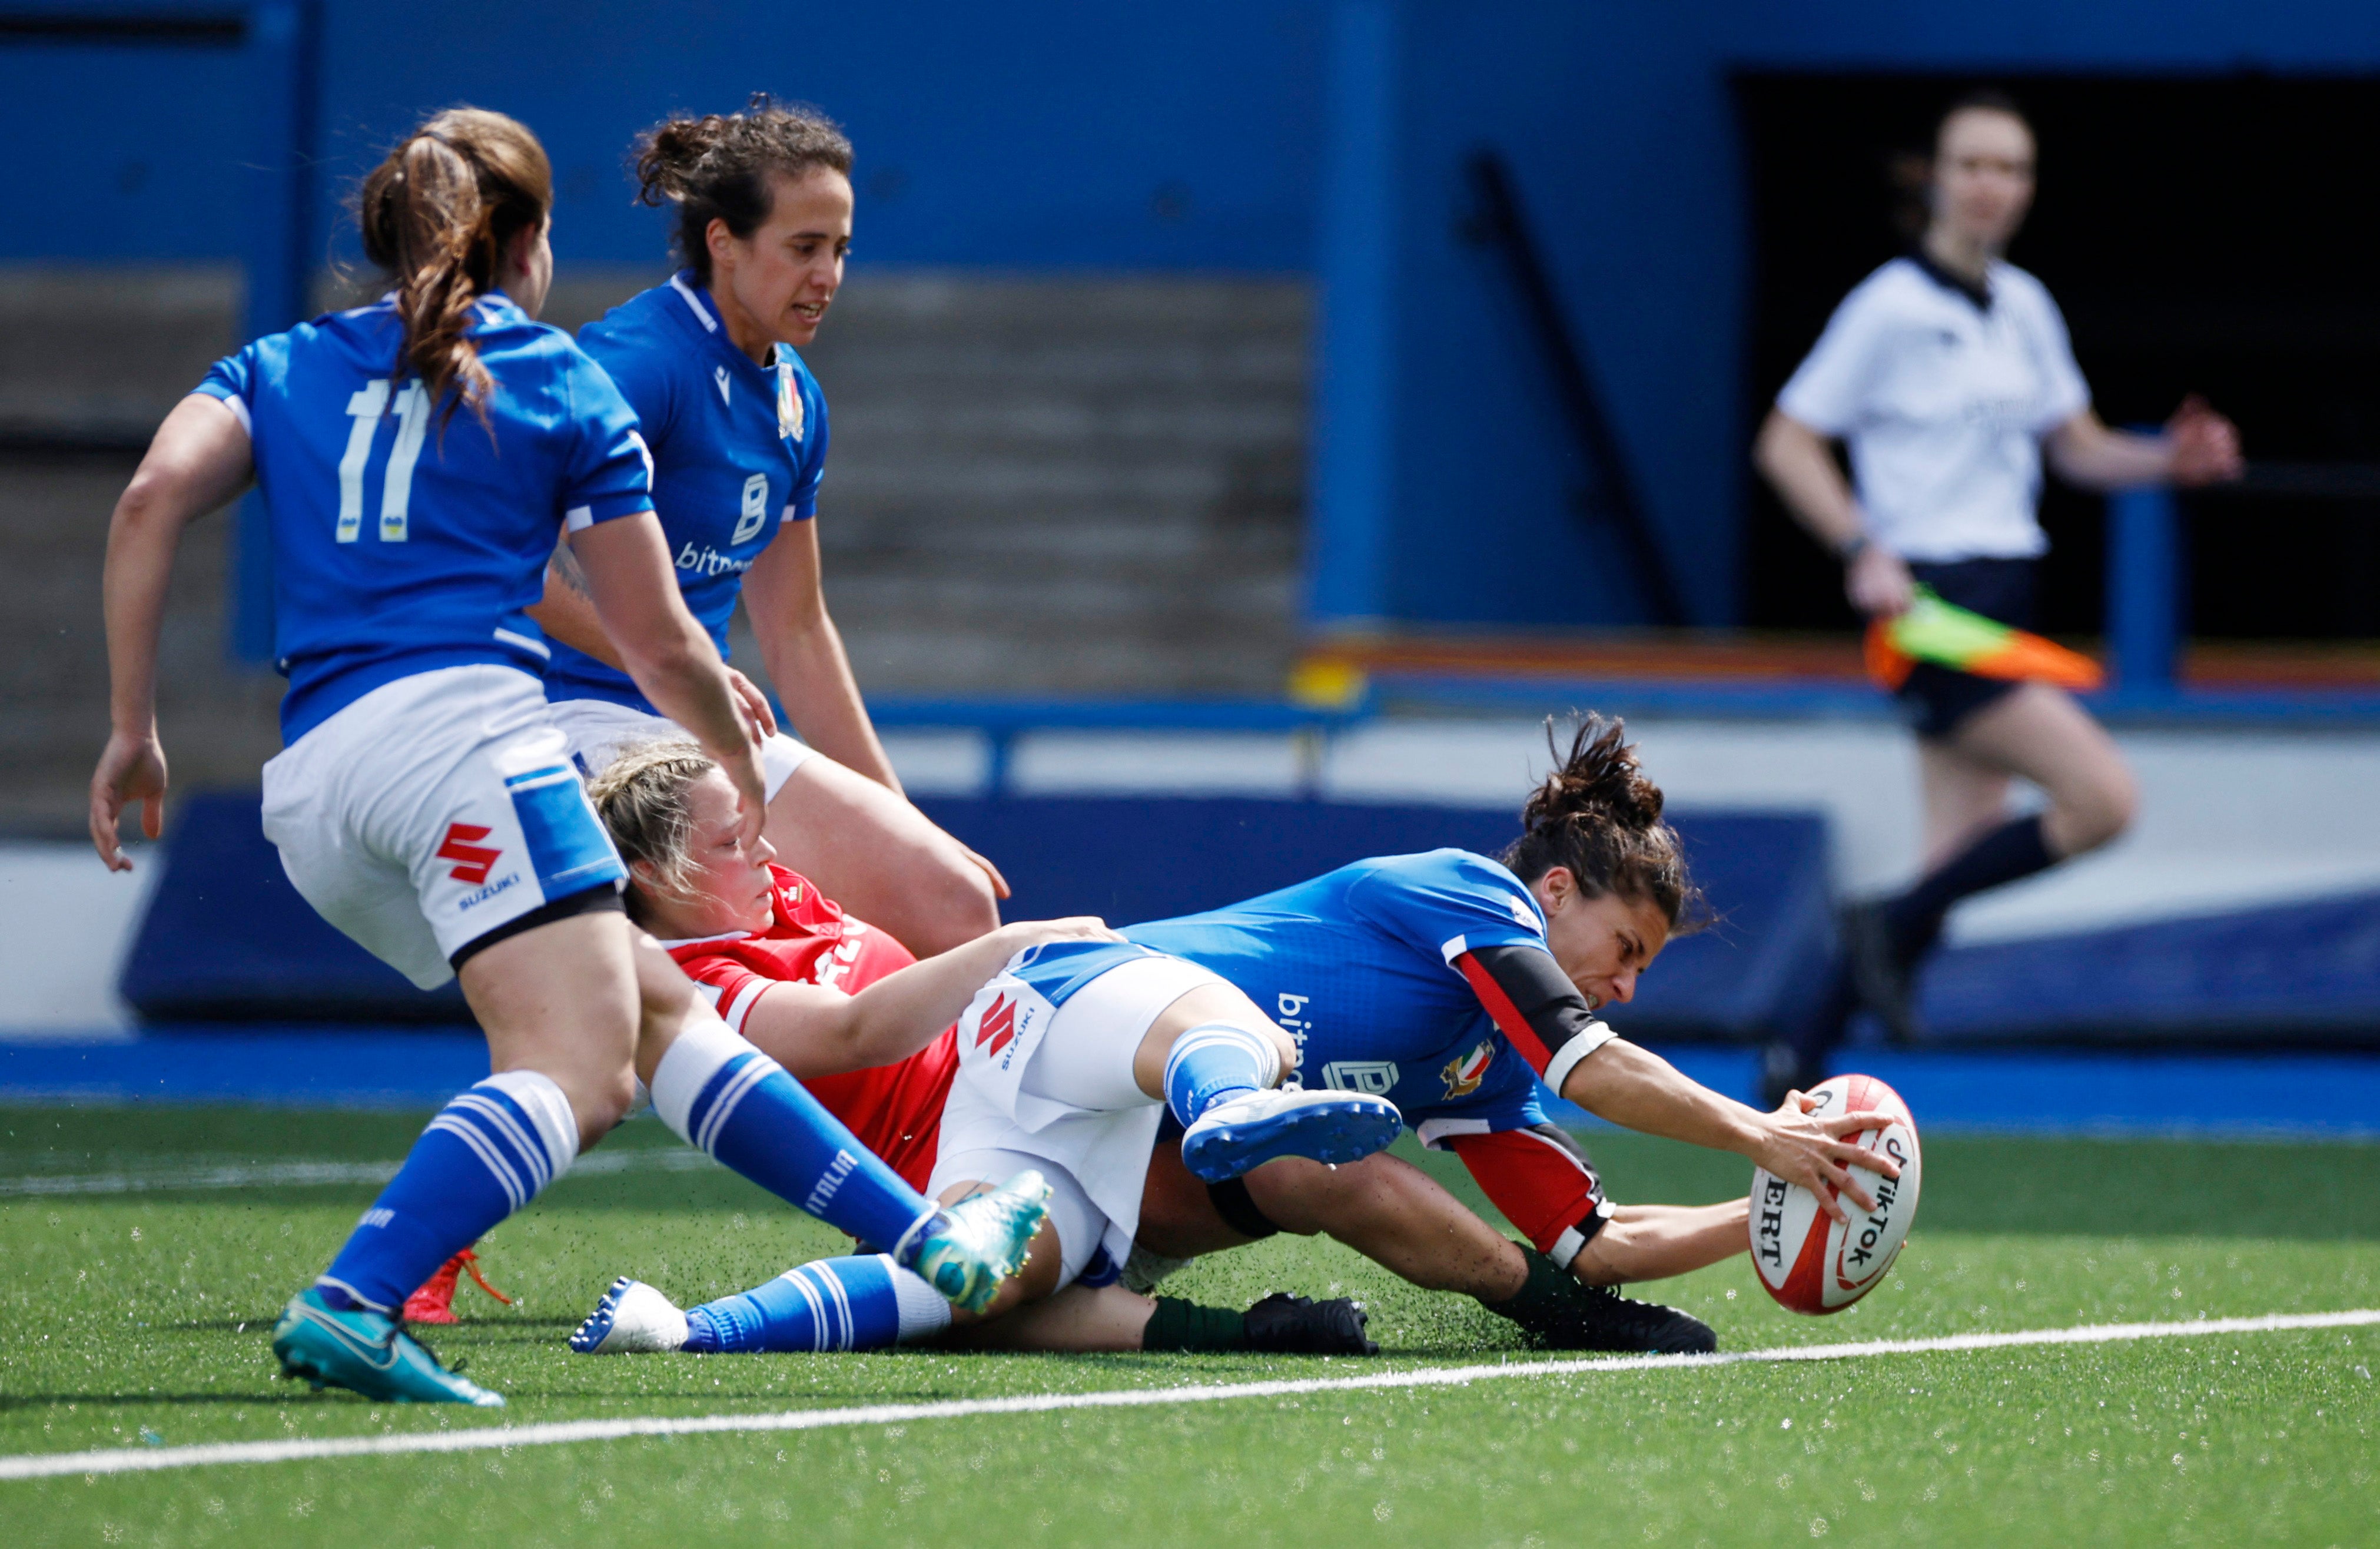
[1777,256,2090,562]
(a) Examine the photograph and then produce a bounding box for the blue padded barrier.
[915,797,1834,1043]
[120,791,472,1024]
[1920,889,2380,1047]
[119,791,1835,1043]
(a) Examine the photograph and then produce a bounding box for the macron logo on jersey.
[437,823,503,886]
[975,994,1019,1059]
[714,366,732,406]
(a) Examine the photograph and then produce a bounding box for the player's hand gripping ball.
[1749,1073,1921,1315]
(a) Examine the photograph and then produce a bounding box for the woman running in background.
[1754,89,2242,1083]
[532,95,1005,957]
[567,719,1900,1361]
[88,108,1046,1406]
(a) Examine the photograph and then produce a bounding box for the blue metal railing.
[2106,485,2183,699]
[861,696,1375,799]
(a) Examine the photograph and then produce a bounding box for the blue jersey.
[1125,850,1560,1133]
[195,294,655,741]
[546,273,831,710]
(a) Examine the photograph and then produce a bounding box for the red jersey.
[667,865,956,1192]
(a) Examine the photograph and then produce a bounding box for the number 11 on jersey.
[337,379,431,544]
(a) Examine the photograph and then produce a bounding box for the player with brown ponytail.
[356,108,554,429]
[91,106,1050,1403]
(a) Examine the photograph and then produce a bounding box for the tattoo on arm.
[550,542,592,599]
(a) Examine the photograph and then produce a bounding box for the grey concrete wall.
[0,266,1310,832]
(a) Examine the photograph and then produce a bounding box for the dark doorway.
[1734,72,2380,641]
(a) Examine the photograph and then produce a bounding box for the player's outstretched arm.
[91,394,253,872]
[737,917,1121,1079]
[1558,1039,1901,1225]
[568,512,768,836]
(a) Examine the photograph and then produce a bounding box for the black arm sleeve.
[1455,944,1613,1093]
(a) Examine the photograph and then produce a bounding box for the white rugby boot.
[569,1276,691,1354]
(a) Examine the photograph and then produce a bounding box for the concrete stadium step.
[0,266,1310,830]
[793,273,1309,696]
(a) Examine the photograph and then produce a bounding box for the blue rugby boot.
[1179,1087,1403,1183]
[899,1169,1050,1315]
[271,1288,504,1406]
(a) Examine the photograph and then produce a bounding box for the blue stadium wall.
[8,0,2380,631]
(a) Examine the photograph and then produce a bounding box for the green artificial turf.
[2,1103,2375,1545]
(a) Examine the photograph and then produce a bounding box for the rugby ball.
[1748,1073,1921,1315]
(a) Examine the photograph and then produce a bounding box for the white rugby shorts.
[546,696,811,802]
[261,665,627,990]
[931,951,1226,1289]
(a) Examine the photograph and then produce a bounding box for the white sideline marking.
[0,1147,713,1199]
[4,1308,2375,1483]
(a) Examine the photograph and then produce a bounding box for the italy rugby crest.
[1441,1039,1493,1099]
[776,361,805,443]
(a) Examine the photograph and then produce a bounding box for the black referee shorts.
[1897,556,2040,741]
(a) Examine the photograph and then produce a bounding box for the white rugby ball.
[1748,1073,1921,1315]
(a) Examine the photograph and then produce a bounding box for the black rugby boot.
[1484,1246,1718,1355]
[1242,1292,1379,1356]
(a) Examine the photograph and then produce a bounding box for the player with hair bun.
[89,107,1051,1405]
[573,717,1904,1359]
[529,94,1005,961]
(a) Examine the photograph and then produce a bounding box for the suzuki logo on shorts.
[730,472,770,545]
[975,994,1018,1059]
[1322,1060,1398,1096]
[437,823,503,886]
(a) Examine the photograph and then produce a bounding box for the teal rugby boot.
[902,1170,1050,1315]
[271,1288,504,1406]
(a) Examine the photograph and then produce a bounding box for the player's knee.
[1259,1024,1297,1081]
[950,1209,1065,1325]
[910,851,1002,954]
[2058,764,2136,854]
[575,1066,639,1145]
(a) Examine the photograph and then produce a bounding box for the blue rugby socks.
[316,1071,578,1314]
[650,1018,940,1261]
[1163,1022,1283,1127]
[682,1254,952,1354]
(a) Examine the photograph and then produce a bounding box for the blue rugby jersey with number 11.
[193,292,656,742]
[545,271,831,712]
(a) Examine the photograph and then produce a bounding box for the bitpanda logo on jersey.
[675,543,756,578]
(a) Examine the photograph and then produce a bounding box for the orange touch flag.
[1864,586,2105,693]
